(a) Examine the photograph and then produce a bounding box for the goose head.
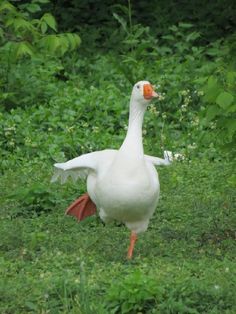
[131,81,159,105]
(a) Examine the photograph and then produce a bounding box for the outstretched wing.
[51,149,181,184]
[145,155,170,166]
[51,149,117,184]
[51,151,100,184]
[145,150,184,166]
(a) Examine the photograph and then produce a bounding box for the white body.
[88,150,160,233]
[52,81,174,234]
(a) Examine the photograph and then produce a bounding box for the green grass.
[0,160,235,313]
[1,2,236,313]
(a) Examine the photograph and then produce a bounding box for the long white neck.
[120,97,147,157]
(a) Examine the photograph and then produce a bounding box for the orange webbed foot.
[65,193,96,221]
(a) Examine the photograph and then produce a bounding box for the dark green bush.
[105,269,236,313]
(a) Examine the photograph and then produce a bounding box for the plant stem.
[160,119,165,152]
[128,0,132,33]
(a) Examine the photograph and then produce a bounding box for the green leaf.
[186,31,201,42]
[226,71,236,85]
[40,21,47,34]
[26,3,41,13]
[194,77,208,84]
[203,76,220,103]
[206,48,220,57]
[227,174,236,187]
[64,33,81,50]
[216,92,234,109]
[0,28,4,39]
[178,22,193,28]
[57,35,69,55]
[15,42,34,59]
[113,13,128,33]
[0,1,16,13]
[6,18,34,32]
[39,35,60,53]
[206,105,219,122]
[169,25,178,32]
[41,13,57,31]
[25,301,38,311]
[162,35,175,41]
[226,119,236,139]
[226,104,236,113]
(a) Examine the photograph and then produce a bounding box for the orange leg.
[127,231,137,259]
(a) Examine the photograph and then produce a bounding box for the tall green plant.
[0,0,81,108]
[192,38,236,153]
[0,0,81,59]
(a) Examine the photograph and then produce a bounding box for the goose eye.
[136,85,140,89]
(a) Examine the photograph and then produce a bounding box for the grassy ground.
[0,159,235,313]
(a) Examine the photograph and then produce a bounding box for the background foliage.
[0,0,235,313]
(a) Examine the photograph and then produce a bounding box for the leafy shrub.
[98,8,236,157]
[105,269,236,313]
[50,0,236,48]
[106,270,162,314]
[0,0,81,58]
[198,48,236,152]
[9,183,60,216]
[0,0,81,108]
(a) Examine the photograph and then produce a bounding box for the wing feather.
[51,151,98,184]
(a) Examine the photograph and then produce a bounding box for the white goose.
[52,81,173,259]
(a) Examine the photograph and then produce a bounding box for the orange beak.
[143,84,158,100]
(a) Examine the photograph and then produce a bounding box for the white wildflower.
[9,141,15,146]
[180,90,188,96]
[92,126,99,133]
[197,90,204,96]
[210,122,216,129]
[157,93,165,101]
[192,117,199,126]
[184,97,191,105]
[187,143,197,150]
[149,104,159,116]
[66,126,75,133]
[162,112,167,119]
[82,122,88,128]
